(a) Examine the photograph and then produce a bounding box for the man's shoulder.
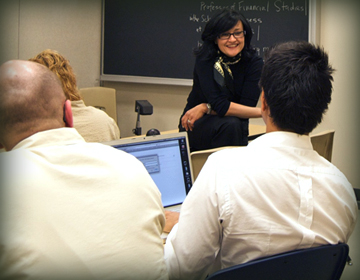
[207,146,250,163]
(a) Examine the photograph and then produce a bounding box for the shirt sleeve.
[164,156,223,280]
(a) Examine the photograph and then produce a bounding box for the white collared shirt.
[71,100,120,142]
[164,131,358,280]
[0,128,168,280]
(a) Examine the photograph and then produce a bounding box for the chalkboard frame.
[100,0,318,86]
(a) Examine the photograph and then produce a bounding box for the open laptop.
[102,132,193,211]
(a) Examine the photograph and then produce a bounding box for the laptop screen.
[102,132,193,207]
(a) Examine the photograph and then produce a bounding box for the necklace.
[224,56,241,65]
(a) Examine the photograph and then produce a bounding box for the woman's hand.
[181,103,208,131]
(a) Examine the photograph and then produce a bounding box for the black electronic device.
[133,100,153,135]
[135,100,153,115]
[146,128,160,136]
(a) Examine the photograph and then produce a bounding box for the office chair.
[79,87,117,123]
[310,130,335,162]
[206,243,349,280]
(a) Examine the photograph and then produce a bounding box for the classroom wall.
[0,0,102,88]
[0,0,359,190]
[315,0,360,189]
[318,2,360,277]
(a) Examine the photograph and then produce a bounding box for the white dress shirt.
[164,131,358,280]
[71,100,120,142]
[0,128,168,280]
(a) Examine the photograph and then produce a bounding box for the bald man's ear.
[63,100,73,128]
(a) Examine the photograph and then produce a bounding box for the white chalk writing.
[190,14,200,22]
[238,1,270,12]
[200,2,236,12]
[188,1,308,56]
[273,0,306,12]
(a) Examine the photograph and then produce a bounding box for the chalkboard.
[101,0,314,85]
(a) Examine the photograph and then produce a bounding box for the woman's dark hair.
[194,9,256,60]
[259,41,334,134]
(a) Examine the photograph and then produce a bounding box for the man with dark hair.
[0,60,168,279]
[259,41,332,135]
[164,41,358,280]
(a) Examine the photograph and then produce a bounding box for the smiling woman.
[216,21,245,57]
[178,8,263,152]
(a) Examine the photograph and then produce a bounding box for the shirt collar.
[248,131,313,150]
[13,128,85,150]
[70,100,86,108]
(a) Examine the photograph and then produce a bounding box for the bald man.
[0,60,168,279]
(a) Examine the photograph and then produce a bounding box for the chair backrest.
[191,146,234,181]
[79,87,117,123]
[190,124,266,180]
[310,130,335,162]
[206,243,349,280]
[191,129,335,181]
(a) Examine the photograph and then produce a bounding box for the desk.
[158,124,266,140]
[122,124,266,140]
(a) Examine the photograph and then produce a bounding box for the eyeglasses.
[218,30,246,40]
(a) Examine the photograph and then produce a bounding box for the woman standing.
[179,9,263,151]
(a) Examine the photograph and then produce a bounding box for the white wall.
[318,2,360,278]
[0,0,359,189]
[314,0,360,188]
[0,0,102,89]
[0,1,19,63]
[103,81,190,136]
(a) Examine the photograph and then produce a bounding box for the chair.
[190,124,265,180]
[206,243,349,280]
[248,123,266,140]
[310,130,335,162]
[191,129,335,181]
[191,146,235,181]
[78,87,117,123]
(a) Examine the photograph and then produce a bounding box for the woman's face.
[216,20,245,57]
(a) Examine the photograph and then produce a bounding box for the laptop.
[102,132,193,211]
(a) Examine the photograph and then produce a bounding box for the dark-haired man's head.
[259,41,334,134]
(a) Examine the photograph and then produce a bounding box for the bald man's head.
[0,60,68,150]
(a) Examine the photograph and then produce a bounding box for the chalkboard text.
[200,2,236,12]
[238,1,270,12]
[274,0,306,12]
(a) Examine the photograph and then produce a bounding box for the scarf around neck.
[213,52,241,95]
